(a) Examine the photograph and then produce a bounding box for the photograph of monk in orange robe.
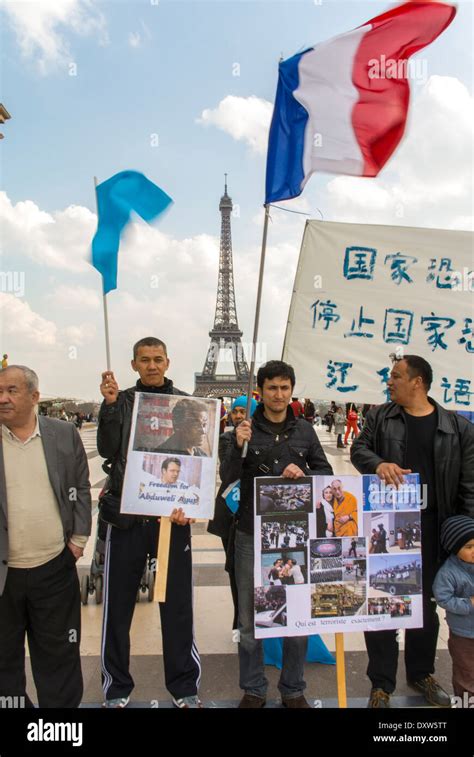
[331,479,358,537]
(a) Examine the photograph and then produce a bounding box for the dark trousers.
[0,547,83,708]
[365,515,439,693]
[101,520,200,701]
[448,632,474,698]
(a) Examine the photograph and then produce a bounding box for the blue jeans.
[234,528,307,699]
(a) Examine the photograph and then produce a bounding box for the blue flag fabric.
[91,170,173,294]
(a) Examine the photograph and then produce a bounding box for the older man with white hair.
[0,365,91,708]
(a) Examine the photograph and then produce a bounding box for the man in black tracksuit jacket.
[97,337,201,709]
[351,354,474,709]
[220,360,333,708]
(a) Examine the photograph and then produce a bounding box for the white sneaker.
[172,695,203,709]
[102,696,130,708]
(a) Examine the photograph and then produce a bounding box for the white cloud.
[49,285,101,310]
[0,293,58,345]
[0,192,95,272]
[62,323,97,346]
[0,0,108,73]
[197,95,273,154]
[325,76,474,231]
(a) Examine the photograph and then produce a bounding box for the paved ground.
[24,424,453,708]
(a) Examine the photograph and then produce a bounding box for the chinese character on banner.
[343,247,377,281]
[426,257,456,289]
[441,377,474,406]
[383,308,414,345]
[344,306,375,339]
[421,313,456,351]
[377,367,391,401]
[384,252,418,285]
[310,299,340,330]
[325,361,359,393]
[458,318,474,354]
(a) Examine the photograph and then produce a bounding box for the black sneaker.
[367,688,390,708]
[407,676,451,708]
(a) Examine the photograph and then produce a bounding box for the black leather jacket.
[220,404,333,534]
[351,399,474,540]
[97,378,186,527]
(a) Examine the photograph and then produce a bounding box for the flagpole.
[93,176,112,372]
[242,203,271,458]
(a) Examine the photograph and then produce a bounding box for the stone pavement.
[25,424,453,708]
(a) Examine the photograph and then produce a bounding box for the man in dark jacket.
[220,360,333,709]
[351,354,474,708]
[97,337,202,709]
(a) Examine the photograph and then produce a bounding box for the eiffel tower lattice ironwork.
[194,178,254,398]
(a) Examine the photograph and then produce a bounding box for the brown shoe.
[367,688,390,708]
[281,695,311,709]
[238,693,266,709]
[407,676,451,708]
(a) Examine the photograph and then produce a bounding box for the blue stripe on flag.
[265,50,310,205]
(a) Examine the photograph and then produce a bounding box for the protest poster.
[121,393,220,519]
[253,474,423,638]
[283,220,474,409]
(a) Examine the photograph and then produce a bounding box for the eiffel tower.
[194,178,254,398]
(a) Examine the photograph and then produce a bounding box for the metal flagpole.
[94,176,112,371]
[242,203,271,458]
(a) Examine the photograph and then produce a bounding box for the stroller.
[81,469,156,605]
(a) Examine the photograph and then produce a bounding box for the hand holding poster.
[254,474,423,638]
[121,393,220,519]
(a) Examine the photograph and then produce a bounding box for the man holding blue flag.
[97,337,202,709]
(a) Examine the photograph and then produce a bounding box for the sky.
[1,0,473,401]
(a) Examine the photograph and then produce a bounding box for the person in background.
[334,406,346,449]
[303,398,315,425]
[218,397,228,434]
[433,516,474,702]
[290,397,304,418]
[1,354,8,370]
[208,395,258,630]
[326,401,337,433]
[343,404,360,446]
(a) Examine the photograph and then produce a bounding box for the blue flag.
[91,170,173,294]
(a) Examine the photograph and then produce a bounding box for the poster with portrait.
[254,473,423,638]
[120,393,220,518]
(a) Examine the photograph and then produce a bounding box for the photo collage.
[253,474,423,638]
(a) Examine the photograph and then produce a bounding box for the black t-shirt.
[402,407,438,514]
[260,417,287,436]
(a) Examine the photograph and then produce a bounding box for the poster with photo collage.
[253,474,423,638]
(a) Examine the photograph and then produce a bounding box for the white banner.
[121,393,220,519]
[254,474,423,638]
[283,220,474,409]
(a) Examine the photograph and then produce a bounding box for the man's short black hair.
[392,353,433,390]
[161,457,181,471]
[257,360,296,390]
[172,398,208,427]
[133,337,167,360]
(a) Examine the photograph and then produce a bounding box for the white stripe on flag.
[294,25,370,181]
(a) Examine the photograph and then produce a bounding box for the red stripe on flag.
[351,1,457,176]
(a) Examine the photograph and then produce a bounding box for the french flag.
[265,1,456,204]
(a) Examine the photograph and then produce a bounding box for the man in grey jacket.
[0,366,91,708]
